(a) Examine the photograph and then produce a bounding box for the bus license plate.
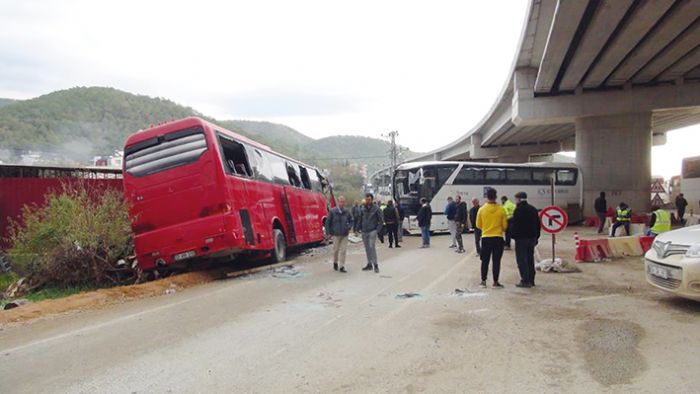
[173,250,196,261]
[648,265,668,279]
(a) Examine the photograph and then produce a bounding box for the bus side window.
[556,169,577,185]
[265,153,290,185]
[505,168,532,184]
[244,146,272,182]
[219,136,252,177]
[453,166,484,185]
[286,162,302,187]
[308,169,322,192]
[298,165,312,190]
[532,169,553,185]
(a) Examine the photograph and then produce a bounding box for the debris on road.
[536,258,581,273]
[348,235,362,244]
[3,299,32,310]
[395,292,422,299]
[452,288,487,298]
[271,265,306,279]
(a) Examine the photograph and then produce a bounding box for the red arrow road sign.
[539,206,568,234]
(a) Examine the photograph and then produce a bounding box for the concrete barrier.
[607,236,644,258]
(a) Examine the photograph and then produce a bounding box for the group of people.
[594,191,675,237]
[436,189,542,288]
[325,188,542,289]
[325,193,401,274]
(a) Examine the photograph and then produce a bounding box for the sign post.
[539,205,569,262]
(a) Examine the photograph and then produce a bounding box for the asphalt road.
[2,229,700,393]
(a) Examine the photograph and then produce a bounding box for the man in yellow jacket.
[501,196,516,249]
[476,188,508,288]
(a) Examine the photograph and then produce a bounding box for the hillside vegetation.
[0,87,419,189]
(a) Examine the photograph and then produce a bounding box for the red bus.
[123,117,333,270]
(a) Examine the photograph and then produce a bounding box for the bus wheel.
[272,229,287,263]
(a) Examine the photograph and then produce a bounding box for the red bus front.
[123,117,331,270]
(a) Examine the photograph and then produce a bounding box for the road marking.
[573,294,620,303]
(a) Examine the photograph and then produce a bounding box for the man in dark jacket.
[454,195,468,253]
[417,198,432,248]
[445,197,457,248]
[325,196,353,273]
[383,200,401,248]
[469,197,481,256]
[360,193,384,273]
[511,192,540,288]
[676,193,688,223]
[594,191,607,234]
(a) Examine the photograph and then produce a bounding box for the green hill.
[0,87,419,177]
[308,135,416,173]
[0,98,17,108]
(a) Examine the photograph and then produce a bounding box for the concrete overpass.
[415,0,700,214]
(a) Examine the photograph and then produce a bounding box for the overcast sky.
[0,0,697,178]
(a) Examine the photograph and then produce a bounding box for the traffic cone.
[574,232,584,263]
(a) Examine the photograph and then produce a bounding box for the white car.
[644,225,700,301]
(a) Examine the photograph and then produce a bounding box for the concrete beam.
[582,0,674,89]
[658,45,700,82]
[559,0,634,91]
[467,141,563,162]
[633,21,700,84]
[514,82,700,126]
[534,0,589,93]
[608,1,700,86]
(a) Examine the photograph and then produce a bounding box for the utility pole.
[382,130,400,197]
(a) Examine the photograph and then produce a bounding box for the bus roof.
[396,160,578,171]
[124,117,323,173]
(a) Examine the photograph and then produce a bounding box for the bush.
[7,182,134,287]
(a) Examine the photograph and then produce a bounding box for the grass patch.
[0,282,115,309]
[0,272,19,293]
[22,284,99,303]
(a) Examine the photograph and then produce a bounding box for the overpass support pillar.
[575,113,651,217]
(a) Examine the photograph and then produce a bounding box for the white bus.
[681,155,700,213]
[393,161,582,234]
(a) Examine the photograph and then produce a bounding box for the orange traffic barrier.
[578,238,612,262]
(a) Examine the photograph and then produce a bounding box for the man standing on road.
[360,193,384,273]
[445,197,457,248]
[326,196,353,273]
[476,188,507,288]
[454,195,468,254]
[594,191,607,234]
[417,198,432,248]
[676,193,688,223]
[511,192,540,288]
[501,196,516,250]
[383,199,401,248]
[469,198,482,256]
